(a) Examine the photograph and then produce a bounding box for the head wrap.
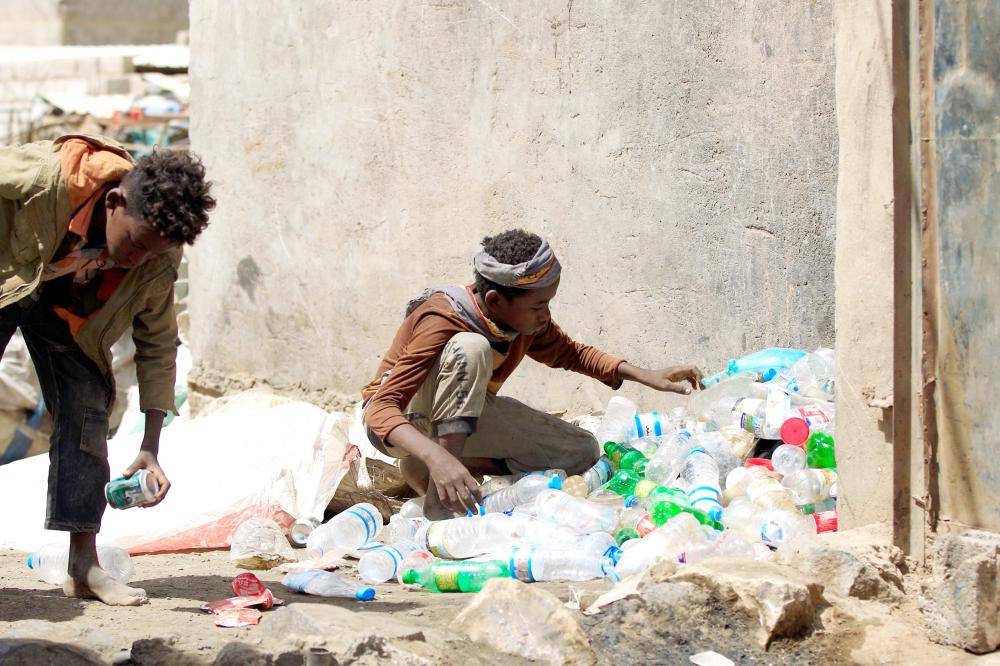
[473,238,561,290]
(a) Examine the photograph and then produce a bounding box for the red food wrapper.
[232,572,266,597]
[214,608,262,628]
[201,590,281,614]
[813,510,838,533]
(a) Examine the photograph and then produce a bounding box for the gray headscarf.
[473,239,561,289]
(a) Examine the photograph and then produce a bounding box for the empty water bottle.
[306,503,383,557]
[615,513,705,577]
[680,448,723,522]
[727,347,807,377]
[397,496,425,519]
[772,348,835,398]
[642,430,693,486]
[401,561,509,593]
[482,474,563,514]
[506,545,619,582]
[615,505,656,537]
[596,396,639,445]
[416,513,522,559]
[230,516,296,569]
[27,543,133,586]
[358,541,419,584]
[625,411,669,441]
[534,489,617,533]
[604,442,647,471]
[745,473,799,513]
[759,508,818,547]
[771,444,807,477]
[380,515,429,546]
[396,549,436,584]
[282,570,375,600]
[781,468,838,505]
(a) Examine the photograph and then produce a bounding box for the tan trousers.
[370,332,599,475]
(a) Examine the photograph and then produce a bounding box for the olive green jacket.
[0,135,180,413]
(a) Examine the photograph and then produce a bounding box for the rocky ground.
[0,526,996,665]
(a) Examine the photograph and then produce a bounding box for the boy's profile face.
[104,187,176,268]
[486,279,559,336]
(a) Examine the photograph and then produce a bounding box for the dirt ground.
[1,547,998,665]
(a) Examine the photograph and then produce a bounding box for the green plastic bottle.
[401,561,509,593]
[614,527,639,545]
[805,432,837,469]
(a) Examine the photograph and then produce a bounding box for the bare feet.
[64,564,147,606]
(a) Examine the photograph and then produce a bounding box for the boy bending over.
[362,229,701,519]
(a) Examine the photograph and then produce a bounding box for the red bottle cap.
[780,418,810,446]
[745,458,774,471]
[813,510,838,533]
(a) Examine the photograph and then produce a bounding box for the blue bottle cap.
[355,587,376,601]
[624,495,639,508]
[548,476,563,490]
[26,554,35,570]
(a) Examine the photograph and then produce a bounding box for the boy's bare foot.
[63,564,147,605]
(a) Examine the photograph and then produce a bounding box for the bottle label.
[508,547,536,583]
[104,471,153,509]
[732,398,765,437]
[425,523,454,559]
[635,515,655,537]
[433,568,461,592]
[346,506,379,543]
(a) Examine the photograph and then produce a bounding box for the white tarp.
[0,390,355,554]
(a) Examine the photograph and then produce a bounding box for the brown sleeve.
[526,320,624,388]
[364,313,463,442]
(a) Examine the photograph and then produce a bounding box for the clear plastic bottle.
[282,570,375,600]
[482,474,563,514]
[595,396,639,445]
[687,373,763,426]
[615,505,656,537]
[727,348,807,377]
[566,456,614,496]
[680,448,723,522]
[358,541,419,584]
[744,473,800,513]
[781,468,838,505]
[415,513,522,559]
[379,515,429,546]
[534,489,618,533]
[772,348,835,399]
[759,509,818,547]
[771,444,807,477]
[642,431,693,486]
[722,465,778,505]
[396,549,436,584]
[306,503,383,557]
[27,544,134,586]
[506,545,619,582]
[401,561,509,593]
[721,497,762,542]
[614,513,704,577]
[397,496,425,520]
[625,412,669,441]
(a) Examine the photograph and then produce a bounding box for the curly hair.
[122,150,215,245]
[474,229,544,300]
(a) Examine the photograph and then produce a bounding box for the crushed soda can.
[214,608,262,628]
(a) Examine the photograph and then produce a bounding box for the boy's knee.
[441,333,492,375]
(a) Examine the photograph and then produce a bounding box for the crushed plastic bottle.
[229,517,296,570]
[282,570,375,600]
[772,348,835,398]
[27,544,133,586]
[727,347,807,378]
[307,503,383,557]
[615,513,705,577]
[482,474,563,514]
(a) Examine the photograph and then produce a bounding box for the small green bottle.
[806,432,836,469]
[401,561,509,593]
[614,527,639,545]
[605,469,641,496]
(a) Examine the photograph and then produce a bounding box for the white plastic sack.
[0,390,354,554]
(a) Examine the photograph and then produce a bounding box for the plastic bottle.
[396,549,436,584]
[687,374,764,427]
[771,444,807,477]
[562,475,589,497]
[506,545,619,582]
[307,503,383,557]
[604,442,646,471]
[401,561,509,593]
[615,513,705,577]
[595,396,639,445]
[680,448,723,522]
[27,544,134,586]
[758,509,818,547]
[781,468,838,505]
[727,347,807,377]
[380,515,429,546]
[603,469,661,498]
[625,411,669,441]
[397,496,425,520]
[615,527,639,545]
[358,541,419,584]
[722,465,778,505]
[806,432,837,469]
[684,529,757,564]
[482,474,563,514]
[772,348,835,398]
[721,497,762,542]
[778,402,835,446]
[534,489,618,533]
[616,505,656,537]
[691,431,741,479]
[643,431,693,486]
[282,570,376,600]
[416,513,522,559]
[744,473,800,513]
[578,456,614,494]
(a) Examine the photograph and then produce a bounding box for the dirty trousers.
[369,332,600,475]
[0,288,111,532]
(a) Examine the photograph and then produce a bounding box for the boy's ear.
[105,187,125,210]
[483,288,503,310]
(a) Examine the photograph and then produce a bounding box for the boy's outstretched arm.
[616,362,704,395]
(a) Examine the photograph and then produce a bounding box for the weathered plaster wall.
[832,0,896,529]
[0,0,188,46]
[187,0,837,416]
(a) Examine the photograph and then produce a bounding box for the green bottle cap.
[401,569,417,585]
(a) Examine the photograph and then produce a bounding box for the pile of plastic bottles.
[292,346,838,594]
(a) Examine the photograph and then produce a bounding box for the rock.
[130,637,202,666]
[338,635,431,666]
[921,530,1000,654]
[452,578,596,665]
[0,639,104,665]
[775,532,905,601]
[214,642,274,666]
[669,557,824,647]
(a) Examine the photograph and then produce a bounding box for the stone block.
[921,530,1000,654]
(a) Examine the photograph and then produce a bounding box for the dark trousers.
[0,287,111,533]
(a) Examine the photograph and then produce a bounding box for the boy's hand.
[123,451,171,506]
[426,448,481,514]
[618,362,704,394]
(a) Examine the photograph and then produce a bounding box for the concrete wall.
[0,0,188,46]
[187,0,837,416]
[831,0,897,529]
